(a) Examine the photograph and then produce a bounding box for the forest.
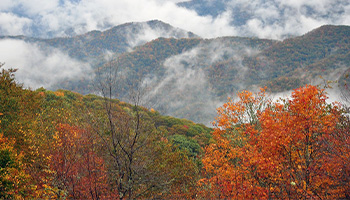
[1,57,350,199]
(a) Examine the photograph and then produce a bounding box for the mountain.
[1,22,349,125]
[0,20,198,61]
[253,25,350,92]
[88,25,349,124]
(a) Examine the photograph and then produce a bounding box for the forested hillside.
[0,64,212,199]
[1,63,350,199]
[1,1,349,198]
[1,24,350,199]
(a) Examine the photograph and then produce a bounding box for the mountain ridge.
[0,22,349,124]
[0,20,199,61]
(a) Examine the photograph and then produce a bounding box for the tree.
[0,133,31,199]
[321,108,350,198]
[48,123,111,199]
[92,59,169,199]
[257,85,341,199]
[0,64,51,198]
[200,88,269,199]
[0,108,31,199]
[200,85,347,199]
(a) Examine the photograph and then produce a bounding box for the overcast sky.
[0,0,349,39]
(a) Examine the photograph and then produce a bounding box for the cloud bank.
[225,0,350,39]
[0,39,91,89]
[1,0,348,39]
[0,0,235,38]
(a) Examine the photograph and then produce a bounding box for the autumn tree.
[91,58,167,199]
[257,85,341,199]
[0,110,32,199]
[0,63,51,198]
[200,88,269,199]
[321,107,350,198]
[48,123,110,199]
[200,85,347,199]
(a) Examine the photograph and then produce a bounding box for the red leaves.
[49,124,111,199]
[201,85,347,199]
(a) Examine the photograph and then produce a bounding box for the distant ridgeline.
[1,22,349,124]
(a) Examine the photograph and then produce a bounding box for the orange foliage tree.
[48,123,111,199]
[200,85,348,199]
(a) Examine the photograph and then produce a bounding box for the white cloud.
[226,0,350,39]
[16,0,60,15]
[0,0,237,38]
[0,12,32,36]
[0,39,91,89]
[0,0,349,39]
[0,0,16,10]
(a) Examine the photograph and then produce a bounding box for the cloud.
[0,13,32,36]
[0,0,236,38]
[125,21,196,49]
[226,0,350,39]
[140,38,264,125]
[1,0,348,39]
[139,43,222,125]
[0,39,91,89]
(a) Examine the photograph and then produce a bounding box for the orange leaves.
[54,91,65,97]
[257,85,343,198]
[48,123,110,199]
[201,85,346,199]
[201,88,269,199]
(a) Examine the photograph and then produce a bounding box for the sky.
[0,0,349,39]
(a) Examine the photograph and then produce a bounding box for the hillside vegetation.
[0,65,211,199]
[1,64,350,199]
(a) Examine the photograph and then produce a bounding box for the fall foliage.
[0,65,210,199]
[200,85,349,199]
[1,61,350,199]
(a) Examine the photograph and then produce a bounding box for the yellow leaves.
[0,133,34,198]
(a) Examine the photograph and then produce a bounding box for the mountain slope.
[1,23,349,125]
[96,25,349,124]
[255,25,350,91]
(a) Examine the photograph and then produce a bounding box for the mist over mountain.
[105,24,349,125]
[0,19,349,125]
[0,20,197,61]
[0,20,197,92]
